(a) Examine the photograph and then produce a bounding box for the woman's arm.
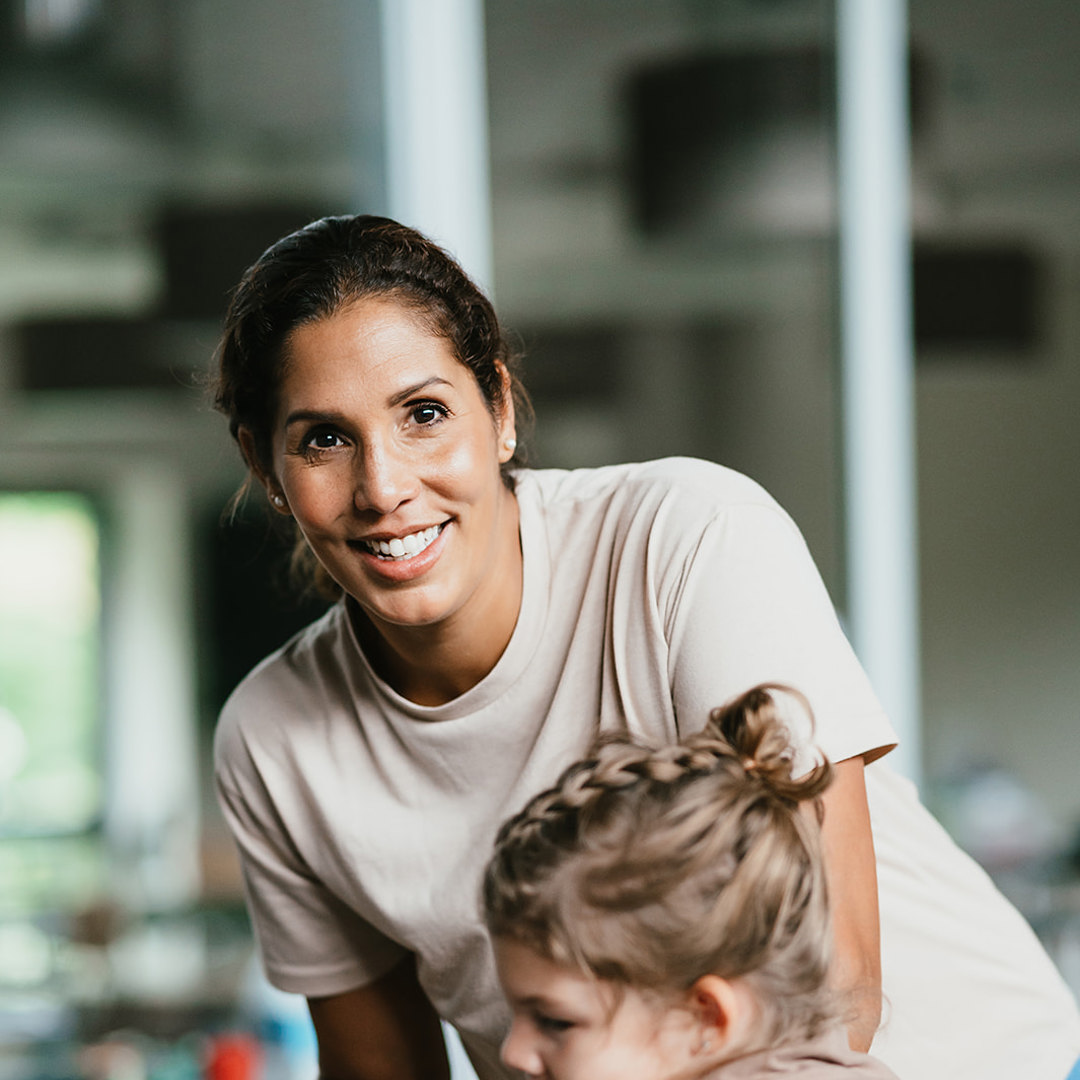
[308,954,452,1080]
[815,756,882,1052]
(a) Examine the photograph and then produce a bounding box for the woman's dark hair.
[210,214,531,597]
[213,214,530,477]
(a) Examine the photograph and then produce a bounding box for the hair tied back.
[704,683,831,805]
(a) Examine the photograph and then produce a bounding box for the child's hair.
[483,684,836,1048]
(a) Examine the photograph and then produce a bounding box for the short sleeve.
[214,725,407,997]
[666,500,897,771]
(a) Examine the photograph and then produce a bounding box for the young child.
[482,684,900,1080]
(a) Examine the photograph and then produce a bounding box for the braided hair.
[483,684,836,1047]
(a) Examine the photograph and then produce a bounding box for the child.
[482,684,900,1079]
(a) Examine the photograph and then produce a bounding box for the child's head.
[483,684,835,1080]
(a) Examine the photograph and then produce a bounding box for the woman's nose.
[501,1019,543,1076]
[353,442,418,515]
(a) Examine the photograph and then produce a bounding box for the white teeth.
[362,524,442,560]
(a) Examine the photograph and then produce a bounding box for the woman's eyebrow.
[282,377,455,428]
[388,376,453,406]
[283,408,342,428]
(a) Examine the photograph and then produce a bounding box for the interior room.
[1,1,1079,1078]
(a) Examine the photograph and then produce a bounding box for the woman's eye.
[303,430,344,452]
[410,401,448,426]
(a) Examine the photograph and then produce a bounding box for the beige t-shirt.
[215,458,1080,1080]
[713,1027,898,1078]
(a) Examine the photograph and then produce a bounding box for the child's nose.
[501,1019,543,1076]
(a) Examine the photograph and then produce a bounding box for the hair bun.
[702,684,831,804]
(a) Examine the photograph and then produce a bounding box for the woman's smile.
[349,519,451,583]
[267,296,521,666]
[355,522,444,560]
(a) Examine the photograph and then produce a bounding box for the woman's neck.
[356,599,520,705]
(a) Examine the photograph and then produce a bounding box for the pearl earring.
[504,437,517,453]
[272,494,285,508]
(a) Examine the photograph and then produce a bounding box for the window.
[0,491,105,914]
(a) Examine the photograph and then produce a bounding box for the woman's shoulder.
[517,456,781,516]
[514,458,800,560]
[215,600,350,741]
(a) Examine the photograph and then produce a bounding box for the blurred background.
[1,1,1079,1078]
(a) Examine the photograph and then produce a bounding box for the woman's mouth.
[358,523,443,561]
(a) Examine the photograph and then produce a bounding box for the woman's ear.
[495,363,517,464]
[238,426,291,515]
[687,975,755,1056]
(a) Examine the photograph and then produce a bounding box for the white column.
[379,0,494,293]
[837,0,921,784]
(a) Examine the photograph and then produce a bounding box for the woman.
[212,215,1080,1080]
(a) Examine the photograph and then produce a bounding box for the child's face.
[494,938,701,1080]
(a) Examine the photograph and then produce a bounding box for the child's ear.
[687,974,755,1054]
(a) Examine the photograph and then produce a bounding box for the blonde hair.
[483,684,836,1047]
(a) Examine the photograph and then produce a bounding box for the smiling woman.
[209,216,1080,1080]
[247,297,521,702]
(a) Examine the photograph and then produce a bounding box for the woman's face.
[495,939,700,1080]
[262,296,518,638]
